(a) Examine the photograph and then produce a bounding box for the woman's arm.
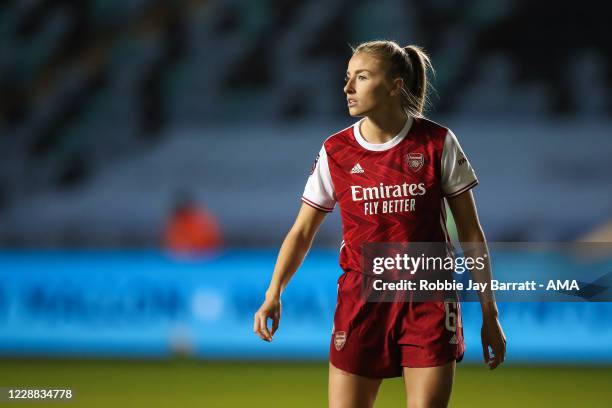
[253,203,328,342]
[447,190,506,369]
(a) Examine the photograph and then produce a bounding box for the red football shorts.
[330,272,465,378]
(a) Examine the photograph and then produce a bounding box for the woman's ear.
[390,77,404,97]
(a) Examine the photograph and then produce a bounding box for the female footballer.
[253,40,506,408]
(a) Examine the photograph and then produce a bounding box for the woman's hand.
[252,204,326,343]
[253,297,281,342]
[481,313,506,369]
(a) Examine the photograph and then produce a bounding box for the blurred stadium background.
[0,0,611,406]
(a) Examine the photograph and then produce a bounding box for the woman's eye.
[358,75,367,80]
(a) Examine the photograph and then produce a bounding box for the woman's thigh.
[402,361,455,408]
[329,362,382,408]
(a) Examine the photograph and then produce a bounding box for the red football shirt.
[302,116,478,275]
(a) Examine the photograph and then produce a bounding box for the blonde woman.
[254,40,506,408]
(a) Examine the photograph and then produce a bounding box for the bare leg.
[403,361,455,408]
[329,362,382,408]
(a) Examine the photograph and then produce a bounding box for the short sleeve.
[441,129,479,197]
[302,145,336,212]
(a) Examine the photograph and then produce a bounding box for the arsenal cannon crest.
[406,152,424,172]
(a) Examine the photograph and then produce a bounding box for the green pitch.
[1,359,611,407]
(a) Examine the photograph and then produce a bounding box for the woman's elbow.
[456,224,485,243]
[287,225,316,247]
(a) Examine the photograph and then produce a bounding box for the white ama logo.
[350,163,364,174]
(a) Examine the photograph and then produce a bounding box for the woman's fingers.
[482,319,506,369]
[260,315,272,341]
[481,329,491,364]
[270,311,280,336]
[253,301,281,342]
[487,340,506,369]
[255,311,273,341]
[489,352,500,369]
[482,341,491,365]
[493,338,506,365]
[490,331,506,368]
[262,315,272,341]
[253,312,271,341]
[252,312,259,334]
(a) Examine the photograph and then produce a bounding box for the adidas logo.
[350,163,364,174]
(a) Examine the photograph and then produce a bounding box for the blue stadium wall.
[0,250,611,363]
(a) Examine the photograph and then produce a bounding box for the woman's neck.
[361,109,409,144]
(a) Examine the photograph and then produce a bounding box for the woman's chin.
[348,107,363,117]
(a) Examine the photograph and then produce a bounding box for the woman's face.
[344,52,396,117]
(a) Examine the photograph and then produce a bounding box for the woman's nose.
[344,78,354,94]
